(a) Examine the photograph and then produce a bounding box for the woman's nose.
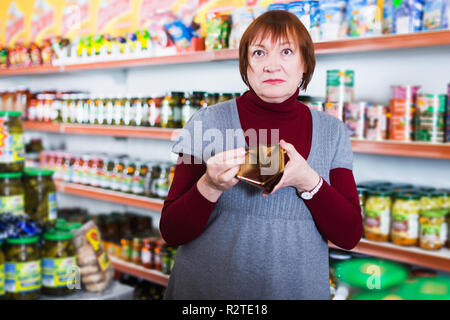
[263,54,281,72]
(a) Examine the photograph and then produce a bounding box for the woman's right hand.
[197,148,246,202]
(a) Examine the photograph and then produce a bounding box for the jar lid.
[395,277,450,300]
[421,209,447,218]
[395,192,421,200]
[44,229,74,241]
[335,258,408,290]
[357,187,368,195]
[0,111,22,117]
[421,190,444,198]
[24,168,55,177]
[7,236,39,245]
[368,188,393,197]
[0,172,23,179]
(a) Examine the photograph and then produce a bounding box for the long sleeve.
[159,155,217,246]
[304,167,363,250]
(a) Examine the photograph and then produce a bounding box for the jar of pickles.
[0,172,25,216]
[0,111,25,172]
[357,187,368,218]
[5,236,41,300]
[23,168,57,224]
[131,161,148,196]
[161,243,172,275]
[151,163,171,200]
[391,192,421,246]
[41,230,77,296]
[364,189,393,242]
[419,209,446,251]
[0,241,4,300]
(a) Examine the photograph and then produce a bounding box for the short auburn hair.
[239,10,316,91]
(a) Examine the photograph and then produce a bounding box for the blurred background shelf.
[55,180,164,212]
[329,239,450,272]
[2,31,450,77]
[110,256,169,287]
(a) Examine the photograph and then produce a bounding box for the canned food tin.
[344,102,368,139]
[414,94,446,143]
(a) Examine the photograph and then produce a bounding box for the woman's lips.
[263,79,285,84]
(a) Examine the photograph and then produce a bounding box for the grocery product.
[395,276,450,300]
[24,168,57,224]
[41,230,77,296]
[394,0,424,34]
[0,111,25,172]
[4,236,41,300]
[0,172,25,216]
[414,94,446,143]
[205,14,231,51]
[335,257,408,291]
[391,192,421,246]
[422,0,448,31]
[365,104,388,140]
[73,221,114,293]
[132,238,143,265]
[319,0,348,40]
[364,189,393,242]
[0,241,4,299]
[326,70,354,104]
[419,208,446,251]
[344,102,367,138]
[346,0,383,37]
[389,85,421,142]
[151,163,173,200]
[229,7,255,49]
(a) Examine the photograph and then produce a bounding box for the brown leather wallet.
[236,144,286,193]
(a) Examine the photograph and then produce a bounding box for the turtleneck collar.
[238,87,301,120]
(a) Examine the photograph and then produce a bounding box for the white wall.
[1,45,450,228]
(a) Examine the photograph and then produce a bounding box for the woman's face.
[247,34,304,103]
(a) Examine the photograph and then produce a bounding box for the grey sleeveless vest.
[164,98,353,300]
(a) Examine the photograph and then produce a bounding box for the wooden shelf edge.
[2,31,449,76]
[351,139,450,160]
[329,239,450,272]
[110,256,169,287]
[55,181,164,212]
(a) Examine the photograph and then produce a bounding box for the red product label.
[31,10,55,41]
[6,12,25,44]
[62,1,90,36]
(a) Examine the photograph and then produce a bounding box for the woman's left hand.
[262,139,321,197]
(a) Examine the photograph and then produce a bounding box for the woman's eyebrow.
[249,43,267,49]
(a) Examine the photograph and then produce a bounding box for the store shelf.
[2,31,450,77]
[329,239,450,272]
[350,139,450,160]
[24,121,179,140]
[55,180,164,212]
[110,256,169,287]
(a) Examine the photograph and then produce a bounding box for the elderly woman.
[160,10,363,300]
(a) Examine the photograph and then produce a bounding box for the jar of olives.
[152,163,171,199]
[357,187,368,218]
[0,172,25,216]
[5,236,41,300]
[364,189,393,242]
[0,111,25,173]
[131,161,148,196]
[41,230,77,296]
[391,192,421,246]
[160,95,175,128]
[24,168,57,224]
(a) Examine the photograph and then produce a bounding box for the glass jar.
[0,172,25,216]
[154,240,162,271]
[364,189,393,242]
[357,186,368,218]
[131,238,142,265]
[160,244,172,275]
[24,168,57,224]
[151,163,171,200]
[391,192,421,246]
[141,238,153,269]
[146,163,161,197]
[41,230,77,296]
[113,96,125,126]
[100,157,115,189]
[181,92,196,127]
[148,96,161,127]
[419,209,446,251]
[111,158,125,191]
[160,95,175,128]
[131,161,148,196]
[0,241,4,299]
[218,93,233,103]
[0,111,25,172]
[120,236,132,262]
[5,236,41,300]
[121,160,135,193]
[171,92,183,128]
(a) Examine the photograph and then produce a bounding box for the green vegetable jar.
[0,172,25,216]
[5,236,41,300]
[41,230,77,296]
[0,111,25,173]
[24,168,57,224]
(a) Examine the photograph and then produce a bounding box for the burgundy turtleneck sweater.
[160,88,363,250]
